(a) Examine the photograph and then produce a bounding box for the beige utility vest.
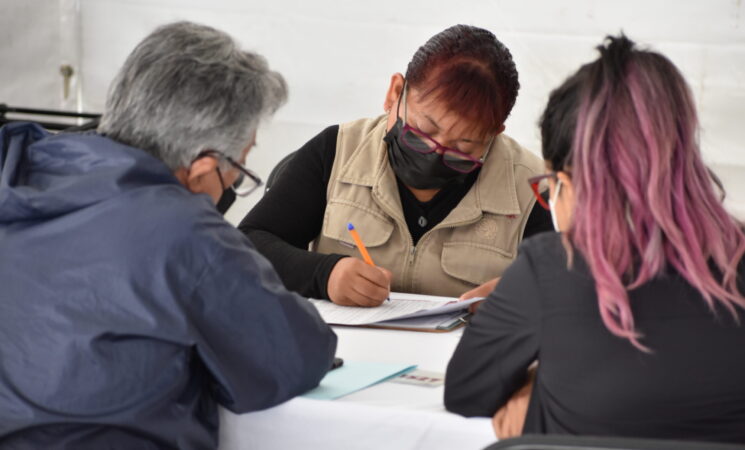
[313,115,545,297]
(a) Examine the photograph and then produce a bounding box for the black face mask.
[384,118,471,190]
[215,187,236,215]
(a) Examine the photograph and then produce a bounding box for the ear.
[496,123,506,135]
[185,155,222,203]
[383,73,405,112]
[556,170,574,199]
[187,156,218,186]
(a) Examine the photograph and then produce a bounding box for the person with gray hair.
[0,21,336,449]
[99,21,287,173]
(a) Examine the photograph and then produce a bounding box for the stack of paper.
[309,292,482,331]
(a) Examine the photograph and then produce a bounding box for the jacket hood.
[0,122,181,223]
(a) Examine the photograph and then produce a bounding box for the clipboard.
[351,311,470,333]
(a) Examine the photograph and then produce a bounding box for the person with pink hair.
[444,35,745,443]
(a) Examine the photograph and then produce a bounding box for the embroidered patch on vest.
[474,217,499,240]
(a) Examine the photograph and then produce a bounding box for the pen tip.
[347,223,354,230]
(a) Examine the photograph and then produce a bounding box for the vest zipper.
[406,216,484,292]
[402,231,416,292]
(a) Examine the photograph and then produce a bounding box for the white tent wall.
[2,1,64,110]
[1,0,744,222]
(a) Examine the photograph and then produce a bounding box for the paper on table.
[309,292,482,326]
[372,310,468,331]
[302,361,416,400]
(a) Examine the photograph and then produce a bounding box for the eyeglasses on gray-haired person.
[97,20,286,202]
[195,149,263,197]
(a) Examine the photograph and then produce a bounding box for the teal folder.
[303,361,417,400]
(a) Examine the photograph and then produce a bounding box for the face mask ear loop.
[480,145,491,163]
[215,165,227,192]
[549,178,563,232]
[551,178,562,204]
[399,80,407,124]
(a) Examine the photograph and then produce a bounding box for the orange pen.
[347,222,375,266]
[347,223,390,302]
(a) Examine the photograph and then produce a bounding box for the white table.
[218,326,496,449]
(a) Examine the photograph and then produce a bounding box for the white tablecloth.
[218,326,496,449]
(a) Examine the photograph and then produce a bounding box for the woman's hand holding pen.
[327,257,392,307]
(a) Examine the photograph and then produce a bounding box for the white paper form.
[309,292,483,325]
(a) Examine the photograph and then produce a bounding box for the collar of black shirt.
[396,170,480,245]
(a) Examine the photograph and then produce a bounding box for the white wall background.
[2,0,744,221]
[2,1,61,108]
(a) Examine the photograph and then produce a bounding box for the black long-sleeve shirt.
[239,125,552,299]
[445,232,745,444]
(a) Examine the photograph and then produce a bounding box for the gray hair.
[98,21,287,170]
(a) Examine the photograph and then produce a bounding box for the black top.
[238,125,553,299]
[444,232,745,444]
[397,172,478,245]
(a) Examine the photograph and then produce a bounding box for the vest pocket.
[321,200,394,248]
[441,241,514,286]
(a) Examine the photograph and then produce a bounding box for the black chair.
[264,150,298,193]
[484,435,745,450]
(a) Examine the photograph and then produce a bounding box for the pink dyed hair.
[547,36,745,350]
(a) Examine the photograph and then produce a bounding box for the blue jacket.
[0,123,337,449]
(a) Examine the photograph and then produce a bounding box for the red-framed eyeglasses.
[397,84,490,174]
[527,172,557,210]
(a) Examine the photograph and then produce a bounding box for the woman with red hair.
[240,25,551,306]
